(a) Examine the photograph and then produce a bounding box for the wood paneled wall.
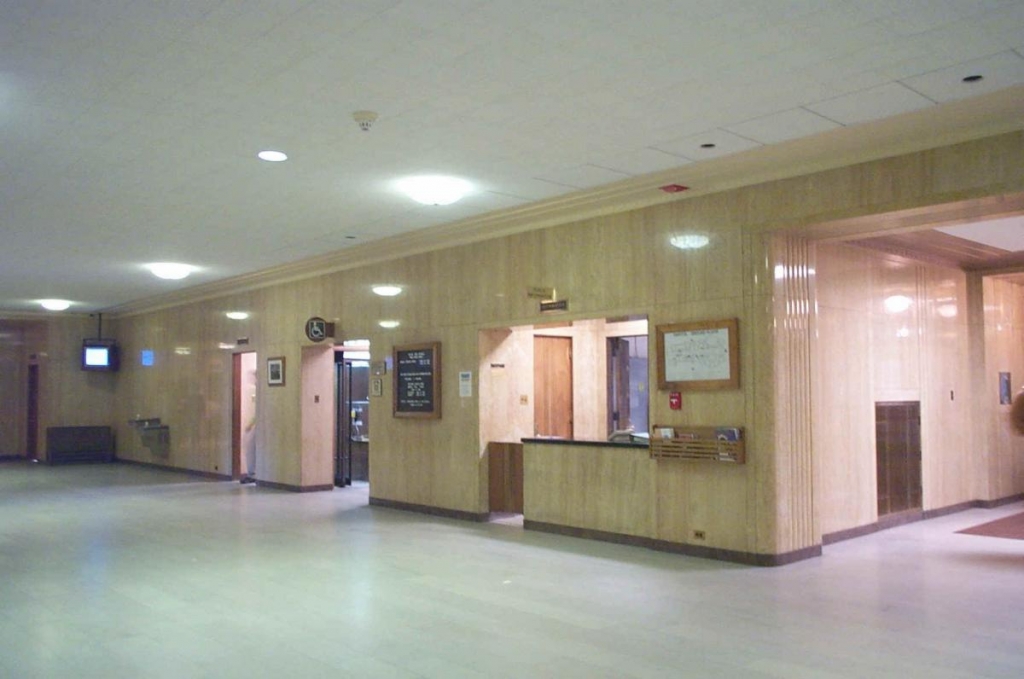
[0,317,116,461]
[981,276,1024,500]
[6,131,1024,559]
[812,242,1024,538]
[0,321,30,456]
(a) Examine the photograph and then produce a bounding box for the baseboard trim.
[369,497,490,522]
[115,458,231,481]
[824,493,1024,545]
[523,520,821,567]
[922,500,976,520]
[978,492,1024,508]
[257,480,334,493]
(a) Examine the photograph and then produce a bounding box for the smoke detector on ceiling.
[352,110,378,132]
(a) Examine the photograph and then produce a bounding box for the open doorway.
[479,316,649,519]
[232,352,257,481]
[26,363,39,460]
[334,342,370,488]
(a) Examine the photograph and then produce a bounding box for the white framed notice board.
[656,318,739,390]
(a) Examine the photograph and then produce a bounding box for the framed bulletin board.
[656,318,739,390]
[393,342,441,419]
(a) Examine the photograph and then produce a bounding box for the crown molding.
[105,85,1024,318]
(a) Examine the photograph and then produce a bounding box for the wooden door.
[534,336,573,438]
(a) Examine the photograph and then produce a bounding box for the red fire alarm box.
[669,391,682,410]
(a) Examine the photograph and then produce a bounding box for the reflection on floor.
[488,512,525,527]
[2,461,1023,678]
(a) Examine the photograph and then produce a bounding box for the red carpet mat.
[957,511,1024,541]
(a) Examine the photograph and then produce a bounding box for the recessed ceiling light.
[38,299,72,311]
[378,320,400,329]
[396,175,472,206]
[225,311,249,320]
[146,262,196,280]
[670,234,710,250]
[372,285,403,297]
[257,150,288,162]
[962,74,983,83]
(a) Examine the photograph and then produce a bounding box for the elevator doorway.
[335,348,370,487]
[232,352,258,480]
[875,401,922,517]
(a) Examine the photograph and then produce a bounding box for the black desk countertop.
[521,437,649,450]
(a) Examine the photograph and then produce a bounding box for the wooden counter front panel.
[523,443,656,538]
[488,442,523,513]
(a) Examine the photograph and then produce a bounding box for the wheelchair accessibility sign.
[305,317,329,343]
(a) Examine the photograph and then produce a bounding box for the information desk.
[522,438,655,539]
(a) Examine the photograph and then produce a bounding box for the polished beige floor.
[2,462,1022,678]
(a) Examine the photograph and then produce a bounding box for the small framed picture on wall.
[267,356,285,386]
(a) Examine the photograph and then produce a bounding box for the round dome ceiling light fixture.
[146,262,197,280]
[39,298,72,311]
[396,175,472,206]
[670,234,710,250]
[257,150,288,162]
[372,285,403,297]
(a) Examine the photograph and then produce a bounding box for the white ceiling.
[937,217,1024,251]
[3,0,1024,313]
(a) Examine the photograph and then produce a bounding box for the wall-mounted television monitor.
[82,339,120,372]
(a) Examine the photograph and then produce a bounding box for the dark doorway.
[26,363,39,459]
[232,352,257,480]
[335,353,370,486]
[534,335,573,438]
[875,401,922,517]
[607,335,649,436]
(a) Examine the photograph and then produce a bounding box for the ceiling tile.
[533,165,632,190]
[805,82,935,125]
[725,107,842,145]
[901,50,1024,102]
[590,148,692,176]
[653,129,763,162]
